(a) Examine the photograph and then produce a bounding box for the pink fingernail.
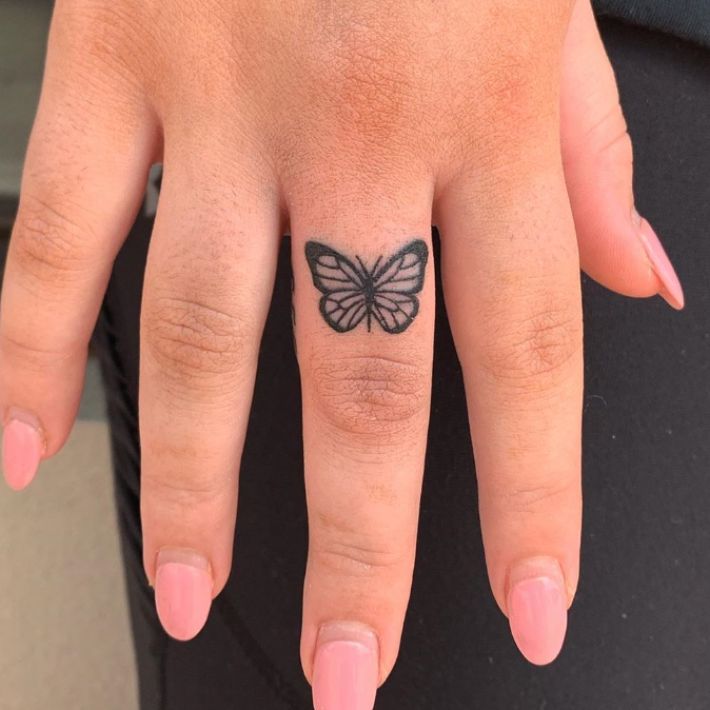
[507,559,568,666]
[634,211,685,310]
[2,417,44,491]
[312,622,379,710]
[154,549,213,641]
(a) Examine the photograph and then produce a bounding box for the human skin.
[0,0,683,708]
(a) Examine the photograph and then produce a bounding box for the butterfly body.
[353,256,378,332]
[305,240,428,334]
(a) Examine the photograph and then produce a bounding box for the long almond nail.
[312,622,379,710]
[634,211,685,310]
[507,557,568,666]
[2,416,44,491]
[154,549,213,641]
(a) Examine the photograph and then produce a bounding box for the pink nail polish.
[312,623,379,710]
[154,550,213,641]
[508,575,568,666]
[2,418,43,491]
[634,212,685,310]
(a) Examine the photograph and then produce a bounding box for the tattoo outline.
[304,239,428,334]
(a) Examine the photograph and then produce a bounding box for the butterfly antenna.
[371,255,382,276]
[355,255,369,279]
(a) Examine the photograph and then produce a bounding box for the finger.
[0,6,156,490]
[139,141,280,641]
[562,0,684,308]
[438,107,583,664]
[291,176,434,708]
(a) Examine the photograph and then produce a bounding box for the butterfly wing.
[370,239,428,334]
[305,241,369,333]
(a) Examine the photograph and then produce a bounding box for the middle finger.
[290,169,435,710]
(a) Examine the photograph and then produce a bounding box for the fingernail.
[507,557,568,666]
[312,622,379,710]
[2,413,44,491]
[633,210,685,310]
[154,549,213,641]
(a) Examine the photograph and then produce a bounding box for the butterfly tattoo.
[304,239,428,334]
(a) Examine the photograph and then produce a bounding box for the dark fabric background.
[93,19,710,710]
[594,0,710,47]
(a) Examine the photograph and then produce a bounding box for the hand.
[0,0,683,707]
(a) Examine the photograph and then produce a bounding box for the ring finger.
[438,108,584,666]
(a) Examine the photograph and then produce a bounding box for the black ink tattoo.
[304,239,428,334]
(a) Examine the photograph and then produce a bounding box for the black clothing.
[93,19,710,710]
[595,0,710,47]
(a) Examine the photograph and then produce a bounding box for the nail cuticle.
[312,622,380,710]
[4,407,46,452]
[2,414,45,490]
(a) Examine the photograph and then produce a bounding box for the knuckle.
[481,57,543,119]
[312,518,409,578]
[0,329,77,372]
[446,8,567,168]
[308,351,429,438]
[141,432,234,509]
[314,542,405,579]
[492,476,578,517]
[566,103,633,168]
[480,302,582,389]
[293,14,424,162]
[482,21,559,106]
[12,195,93,284]
[596,114,633,166]
[57,0,150,87]
[143,296,255,389]
[142,463,228,510]
[321,12,411,95]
